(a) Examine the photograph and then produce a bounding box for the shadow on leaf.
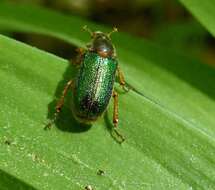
[46,62,92,133]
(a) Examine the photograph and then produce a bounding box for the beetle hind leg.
[45,80,74,130]
[112,89,125,143]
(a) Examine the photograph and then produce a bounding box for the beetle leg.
[70,48,85,67]
[45,80,73,129]
[112,90,125,143]
[117,66,129,92]
[56,80,73,113]
[112,90,119,127]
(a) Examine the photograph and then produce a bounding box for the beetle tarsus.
[112,128,125,143]
[112,90,125,143]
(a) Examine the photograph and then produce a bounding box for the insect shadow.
[46,62,92,133]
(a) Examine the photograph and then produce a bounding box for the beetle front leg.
[45,80,73,129]
[112,90,125,143]
[117,66,129,92]
[70,48,85,67]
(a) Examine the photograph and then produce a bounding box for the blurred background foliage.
[5,0,215,66]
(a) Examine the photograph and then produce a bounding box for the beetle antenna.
[108,27,118,38]
[82,25,93,37]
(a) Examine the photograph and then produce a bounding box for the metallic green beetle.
[48,26,128,142]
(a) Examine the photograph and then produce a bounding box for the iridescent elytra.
[46,26,128,142]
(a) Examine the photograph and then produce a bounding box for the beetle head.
[83,26,117,58]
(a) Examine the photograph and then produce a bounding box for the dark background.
[7,0,215,66]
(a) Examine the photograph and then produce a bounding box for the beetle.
[46,26,128,142]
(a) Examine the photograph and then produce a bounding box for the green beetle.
[47,26,128,142]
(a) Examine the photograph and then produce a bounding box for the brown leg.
[112,90,119,127]
[70,48,85,67]
[117,66,129,92]
[112,90,125,142]
[45,80,73,129]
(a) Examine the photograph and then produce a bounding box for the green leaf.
[179,0,215,37]
[0,2,215,190]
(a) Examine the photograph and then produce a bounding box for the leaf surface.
[0,2,215,190]
[179,0,215,37]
